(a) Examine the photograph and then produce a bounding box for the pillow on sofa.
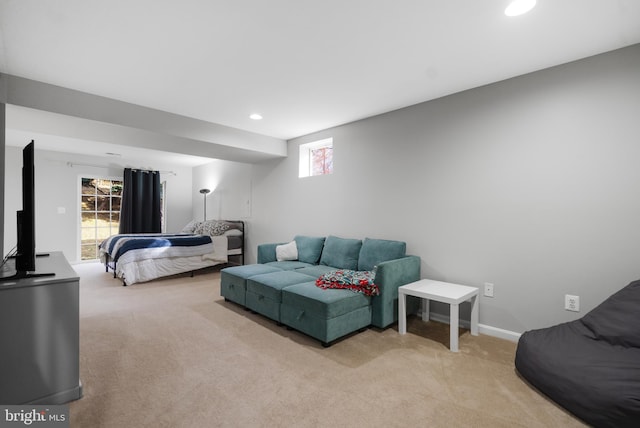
[358,238,406,271]
[276,241,298,261]
[294,236,326,264]
[320,236,362,270]
[580,279,640,348]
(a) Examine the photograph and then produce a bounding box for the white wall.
[4,147,193,262]
[250,44,640,334]
[192,159,253,223]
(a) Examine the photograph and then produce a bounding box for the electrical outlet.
[565,294,580,312]
[484,282,494,298]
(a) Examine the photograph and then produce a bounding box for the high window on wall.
[80,178,122,260]
[299,138,333,178]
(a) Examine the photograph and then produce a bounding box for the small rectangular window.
[299,138,333,178]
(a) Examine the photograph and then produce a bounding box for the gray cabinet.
[0,252,82,404]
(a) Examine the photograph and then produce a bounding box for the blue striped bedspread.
[100,233,213,263]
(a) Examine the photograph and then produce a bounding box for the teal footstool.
[246,271,316,322]
[220,264,282,305]
[280,282,372,346]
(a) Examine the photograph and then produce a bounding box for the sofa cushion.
[282,282,371,319]
[220,264,283,305]
[295,265,339,278]
[247,271,317,302]
[246,271,316,323]
[264,261,314,271]
[357,238,406,271]
[294,236,326,264]
[319,236,362,270]
[222,264,282,279]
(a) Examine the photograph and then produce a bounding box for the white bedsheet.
[118,254,224,285]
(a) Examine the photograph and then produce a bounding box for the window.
[299,138,333,178]
[80,178,123,260]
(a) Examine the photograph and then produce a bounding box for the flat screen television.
[16,140,36,272]
[0,140,53,281]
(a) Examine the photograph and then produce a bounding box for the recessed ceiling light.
[249,113,263,120]
[505,0,536,16]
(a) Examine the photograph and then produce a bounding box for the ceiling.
[1,0,640,163]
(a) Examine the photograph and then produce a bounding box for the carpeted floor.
[69,262,585,427]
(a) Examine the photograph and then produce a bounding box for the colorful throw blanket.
[315,269,379,296]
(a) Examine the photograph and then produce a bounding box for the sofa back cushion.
[294,236,326,264]
[357,238,406,271]
[320,236,362,270]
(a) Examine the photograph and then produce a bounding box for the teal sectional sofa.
[220,235,420,346]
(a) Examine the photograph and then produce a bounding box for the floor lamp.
[199,188,211,220]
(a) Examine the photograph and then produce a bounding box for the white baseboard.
[423,312,521,343]
[478,323,521,342]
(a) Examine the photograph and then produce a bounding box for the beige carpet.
[69,262,585,428]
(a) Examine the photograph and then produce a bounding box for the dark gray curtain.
[119,168,162,234]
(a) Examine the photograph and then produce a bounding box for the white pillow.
[276,241,298,261]
[181,220,202,233]
[224,229,243,237]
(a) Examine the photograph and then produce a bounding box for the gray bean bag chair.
[515,279,640,427]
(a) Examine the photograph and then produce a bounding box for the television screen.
[16,140,36,272]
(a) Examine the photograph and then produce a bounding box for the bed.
[100,219,244,286]
[515,279,640,428]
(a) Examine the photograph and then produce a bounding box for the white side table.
[398,279,479,352]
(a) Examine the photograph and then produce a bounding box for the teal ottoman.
[281,282,372,346]
[220,264,282,305]
[246,271,316,322]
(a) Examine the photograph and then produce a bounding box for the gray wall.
[250,44,640,335]
[3,147,193,262]
[0,102,4,258]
